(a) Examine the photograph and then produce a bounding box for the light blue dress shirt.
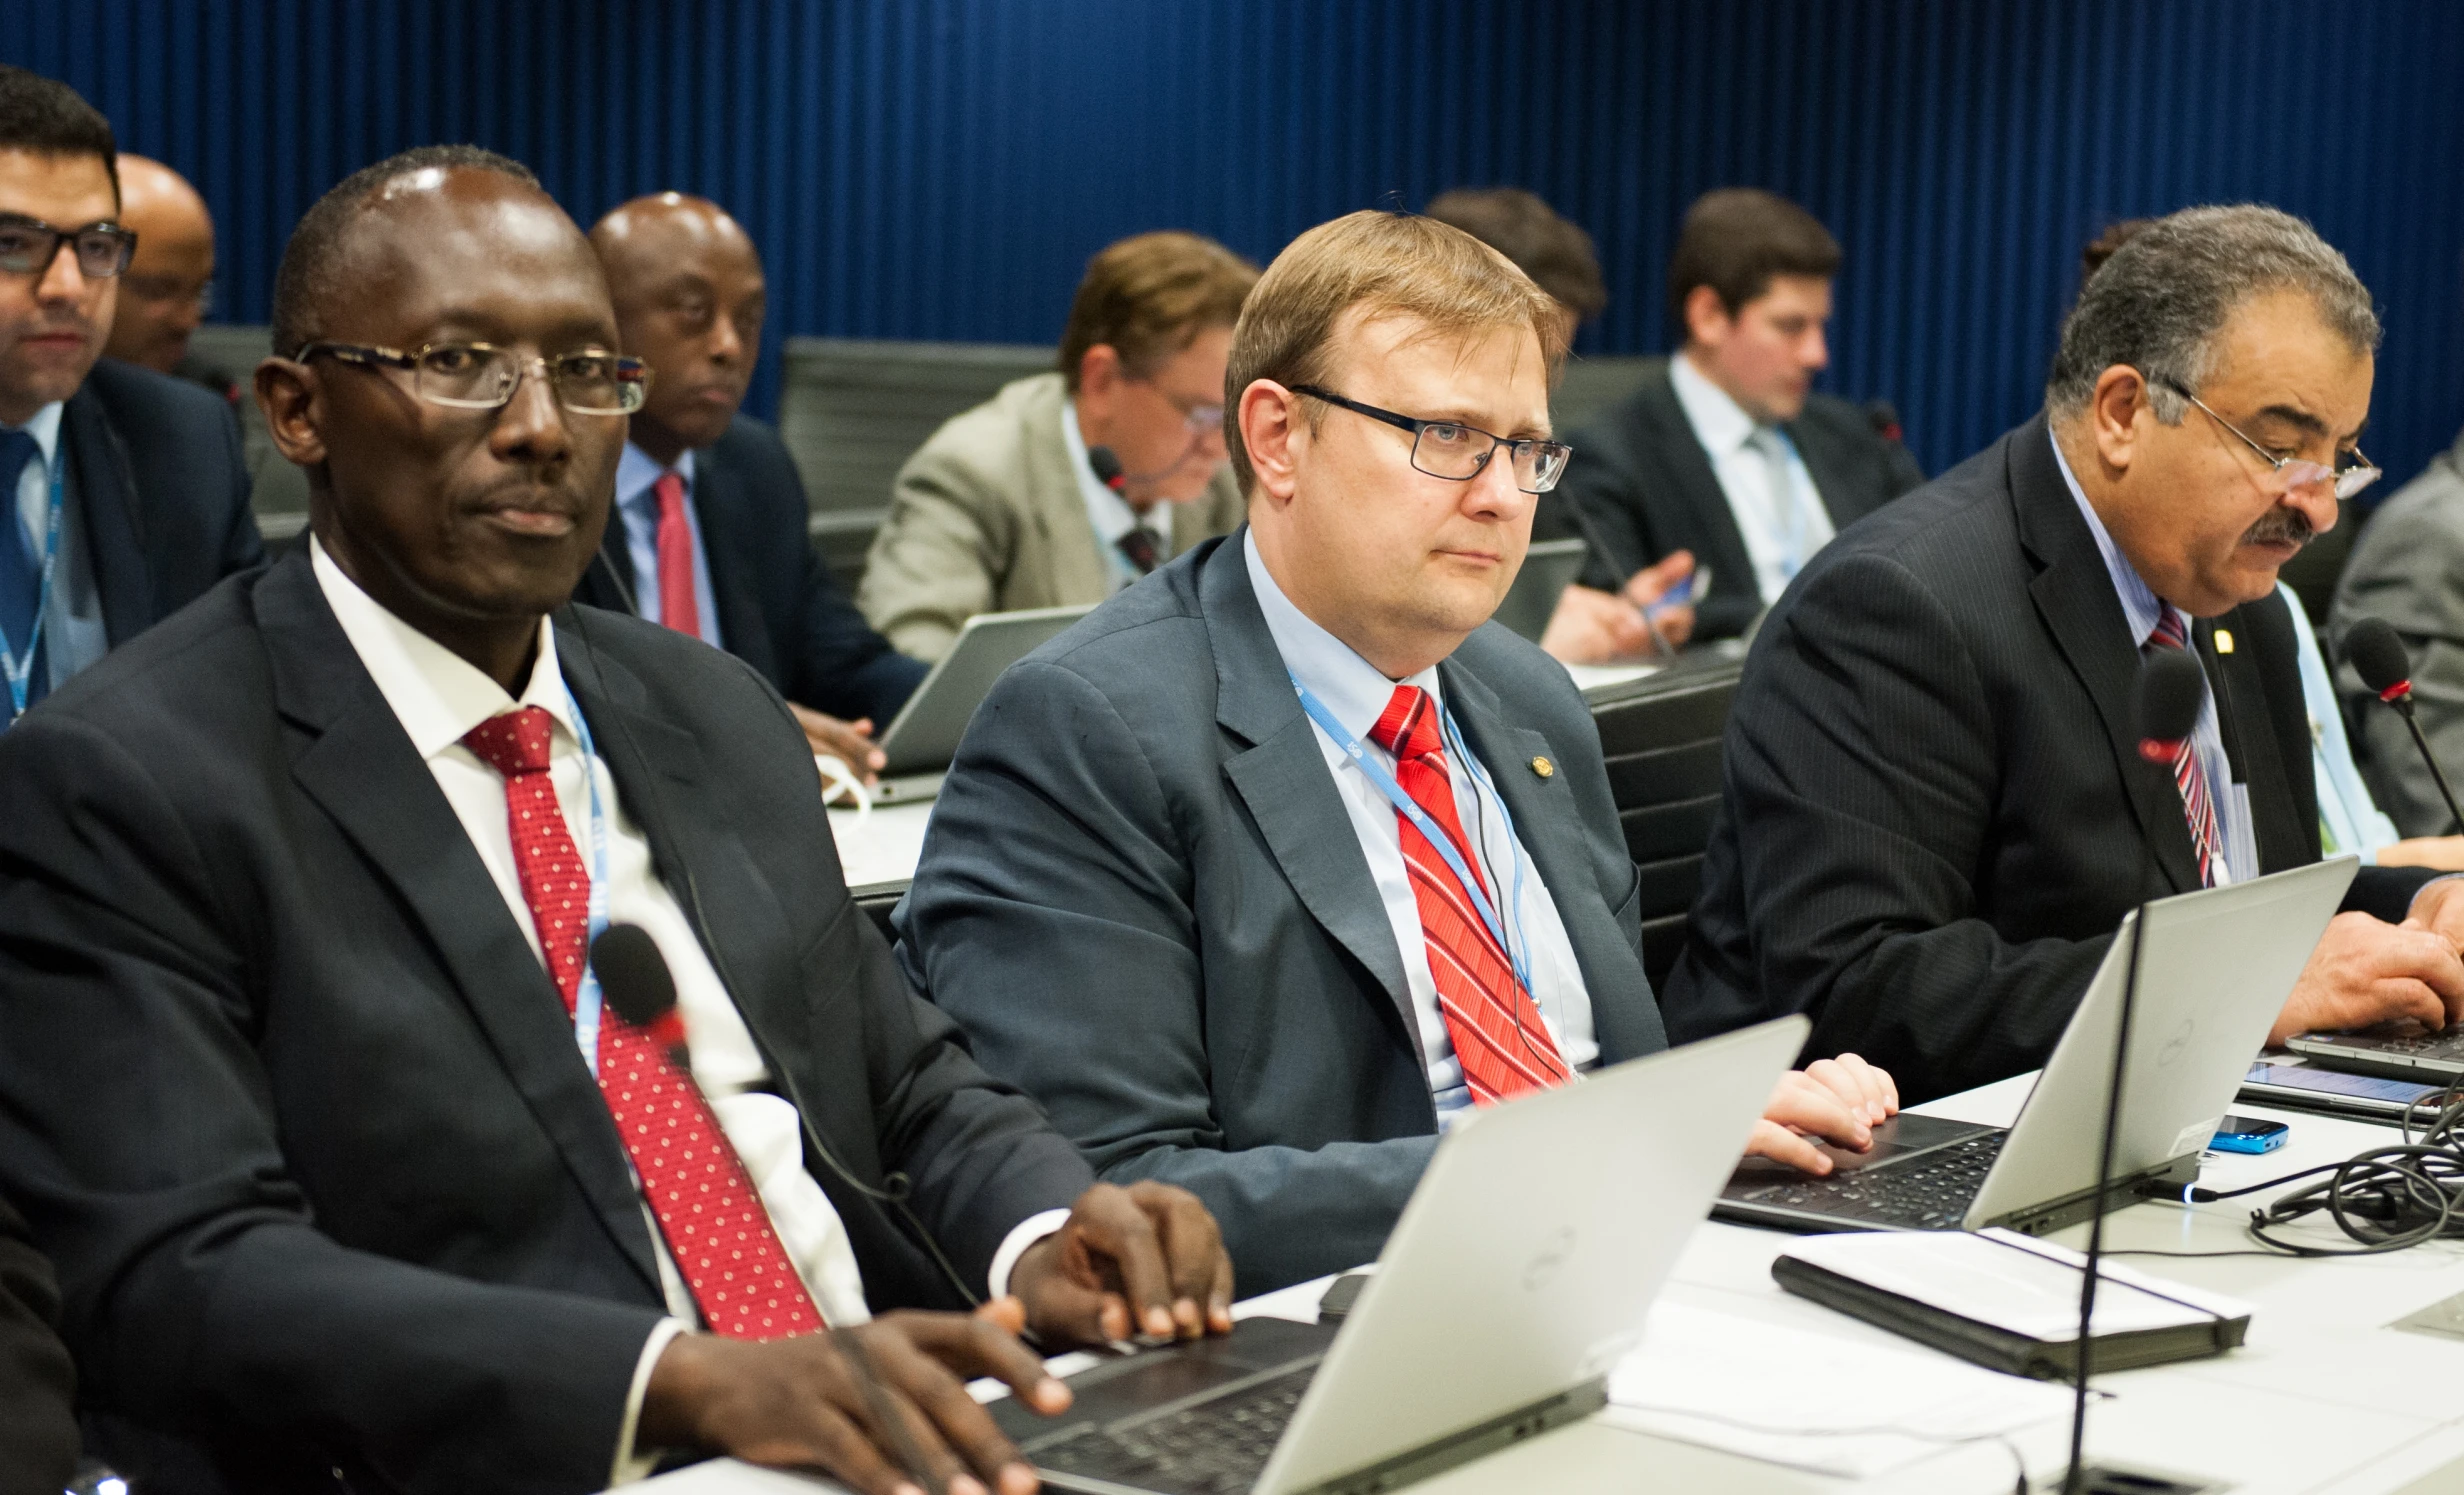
[613,443,723,649]
[2284,581,2399,862]
[6,402,106,711]
[1060,399,1163,593]
[2047,431,2257,884]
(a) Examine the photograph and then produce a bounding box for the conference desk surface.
[639,1074,2464,1494]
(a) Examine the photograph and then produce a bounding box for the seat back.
[1586,656,1744,987]
[776,336,1049,516]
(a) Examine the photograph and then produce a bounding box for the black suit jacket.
[575,416,926,726]
[898,535,1668,1297]
[0,553,1091,1494]
[0,1191,77,1495]
[59,357,263,649]
[1660,415,2434,1103]
[1545,358,1923,639]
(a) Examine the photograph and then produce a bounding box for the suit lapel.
[259,558,664,1295]
[685,451,776,681]
[1639,365,1757,596]
[1439,658,1668,1062]
[2196,609,2307,872]
[1204,541,1418,1042]
[2010,418,2202,894]
[58,386,151,646]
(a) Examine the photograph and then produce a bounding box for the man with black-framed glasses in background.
[898,210,1899,1297]
[859,230,1256,662]
[1662,203,2464,1105]
[0,66,259,727]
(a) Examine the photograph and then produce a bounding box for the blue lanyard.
[1,456,64,720]
[1291,677,1535,995]
[559,685,615,1075]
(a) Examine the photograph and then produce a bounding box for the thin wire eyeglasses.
[290,341,650,416]
[2157,376,2381,502]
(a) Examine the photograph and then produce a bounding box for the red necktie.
[2143,609,2221,887]
[652,471,701,640]
[462,707,823,1339]
[1366,685,1570,1104]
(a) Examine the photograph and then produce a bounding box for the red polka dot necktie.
[652,470,700,640]
[1366,685,1570,1104]
[462,707,823,1338]
[2142,609,2222,888]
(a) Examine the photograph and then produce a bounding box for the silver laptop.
[1719,857,2356,1237]
[992,1016,1808,1495]
[868,603,1095,803]
[1489,537,1587,643]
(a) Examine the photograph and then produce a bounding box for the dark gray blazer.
[896,533,1668,1297]
[0,553,1091,1494]
[1661,415,2434,1103]
[2332,426,2464,835]
[1542,358,1923,640]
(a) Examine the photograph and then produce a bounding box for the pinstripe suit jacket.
[1660,414,2433,1102]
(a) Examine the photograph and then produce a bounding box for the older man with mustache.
[1661,204,2464,1103]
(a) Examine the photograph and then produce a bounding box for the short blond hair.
[1223,210,1568,492]
[1057,231,1259,393]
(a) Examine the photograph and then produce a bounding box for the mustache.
[2242,507,2316,549]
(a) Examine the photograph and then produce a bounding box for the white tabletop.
[827,799,934,891]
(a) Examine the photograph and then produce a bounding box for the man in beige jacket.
[860,231,1256,660]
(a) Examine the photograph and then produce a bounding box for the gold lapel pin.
[2214,629,2235,655]
[1530,756,1555,779]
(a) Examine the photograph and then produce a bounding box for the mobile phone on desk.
[2208,1114,2289,1154]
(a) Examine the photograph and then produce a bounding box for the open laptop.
[1718,857,2355,1237]
[990,1015,1808,1495]
[866,603,1094,803]
[2284,1013,2464,1084]
[1488,537,1587,643]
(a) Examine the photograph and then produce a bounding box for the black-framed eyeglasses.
[0,214,137,281]
[1289,384,1571,493]
[2154,376,2382,502]
[291,340,650,416]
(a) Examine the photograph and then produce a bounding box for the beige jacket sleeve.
[859,437,1017,663]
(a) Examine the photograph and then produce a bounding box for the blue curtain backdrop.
[9,0,2463,483]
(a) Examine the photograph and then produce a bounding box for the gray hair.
[2046,204,2379,423]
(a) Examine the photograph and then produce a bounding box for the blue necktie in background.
[0,428,46,701]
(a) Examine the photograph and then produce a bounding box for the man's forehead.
[333,178,610,339]
[2204,291,2374,437]
[1331,306,1550,422]
[0,148,117,217]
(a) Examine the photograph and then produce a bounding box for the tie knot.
[2147,607,2190,653]
[652,469,688,517]
[0,429,37,489]
[1368,684,1445,764]
[463,705,556,778]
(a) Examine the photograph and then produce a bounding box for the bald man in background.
[103,154,236,401]
[580,194,924,782]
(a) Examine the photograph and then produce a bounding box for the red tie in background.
[462,707,822,1339]
[1366,685,1570,1104]
[652,470,700,639]
[2143,608,2221,887]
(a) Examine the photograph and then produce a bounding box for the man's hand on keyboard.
[1744,1054,1901,1176]
[1007,1180,1237,1346]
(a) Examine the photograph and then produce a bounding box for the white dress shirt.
[1244,533,1597,1118]
[2045,433,2259,884]
[1668,352,1834,604]
[613,442,724,647]
[309,539,1061,1481]
[1060,399,1163,592]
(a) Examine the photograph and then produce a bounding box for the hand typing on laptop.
[1746,1053,1902,1175]
[2269,897,2464,1045]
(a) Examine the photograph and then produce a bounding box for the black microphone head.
[2344,615,2414,699]
[1864,399,1904,444]
[2136,647,2207,749]
[590,923,676,1028]
[1087,445,1126,491]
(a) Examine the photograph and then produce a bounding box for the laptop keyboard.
[2336,1031,2464,1060]
[1029,1363,1315,1495]
[1733,1132,2006,1229]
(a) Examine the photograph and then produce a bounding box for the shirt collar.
[310,533,577,761]
[1060,398,1145,544]
[616,442,696,518]
[4,402,65,471]
[2046,426,2166,647]
[1243,528,1441,743]
[1668,351,1762,458]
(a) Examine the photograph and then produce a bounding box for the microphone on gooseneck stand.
[2344,615,2464,834]
[2065,647,2208,1495]
[591,924,688,1072]
[1087,445,1128,494]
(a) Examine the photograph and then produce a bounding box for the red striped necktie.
[1366,685,1570,1104]
[462,707,823,1339]
[2143,609,2221,887]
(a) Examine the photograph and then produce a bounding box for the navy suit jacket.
[0,553,1090,1494]
[575,415,925,726]
[897,533,1667,1297]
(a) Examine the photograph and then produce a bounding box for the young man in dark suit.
[0,67,260,726]
[898,210,1897,1297]
[582,193,925,786]
[0,145,1230,1495]
[1663,205,2464,1103]
[1547,189,1921,642]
